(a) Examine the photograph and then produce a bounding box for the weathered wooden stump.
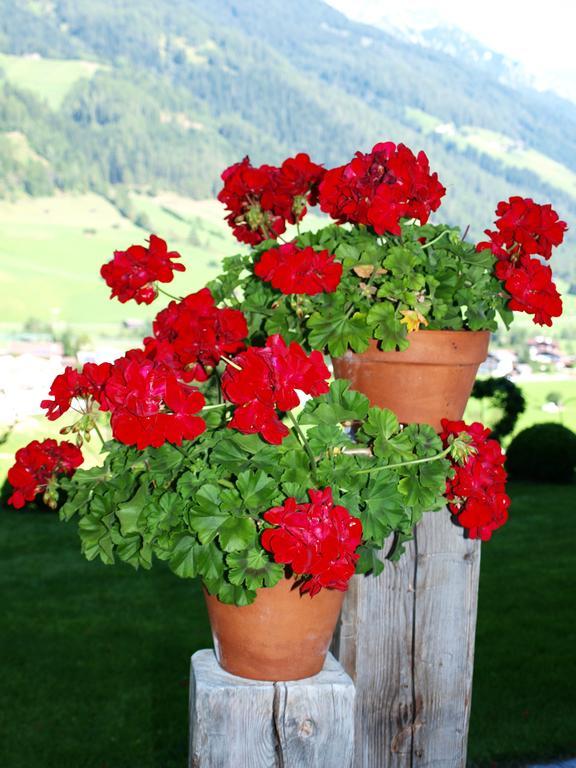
[333,509,481,768]
[189,650,355,768]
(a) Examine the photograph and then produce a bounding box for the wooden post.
[189,650,355,768]
[332,509,481,768]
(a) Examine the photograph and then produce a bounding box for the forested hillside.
[0,0,575,276]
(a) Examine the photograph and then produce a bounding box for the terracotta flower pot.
[332,330,490,432]
[204,578,345,681]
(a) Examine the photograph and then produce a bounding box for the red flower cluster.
[261,487,362,595]
[217,154,325,245]
[478,197,566,326]
[102,352,206,449]
[221,335,330,444]
[41,362,112,420]
[147,287,247,381]
[441,419,510,542]
[254,243,343,295]
[100,235,185,305]
[318,142,445,235]
[7,439,84,509]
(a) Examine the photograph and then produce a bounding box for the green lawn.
[469,482,576,765]
[0,482,574,767]
[465,378,576,441]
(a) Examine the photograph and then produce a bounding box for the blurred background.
[0,1,574,766]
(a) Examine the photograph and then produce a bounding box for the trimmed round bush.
[506,422,576,483]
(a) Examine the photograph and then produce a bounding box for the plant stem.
[92,421,106,445]
[202,403,228,411]
[220,355,242,371]
[355,445,452,475]
[287,411,317,477]
[157,286,182,301]
[421,230,449,249]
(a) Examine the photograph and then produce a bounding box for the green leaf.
[360,474,408,546]
[78,514,115,564]
[366,303,408,351]
[306,423,352,455]
[361,407,399,456]
[219,517,257,552]
[383,245,418,277]
[300,380,370,425]
[236,470,278,511]
[307,310,371,356]
[188,485,230,544]
[196,542,225,583]
[226,549,284,590]
[211,583,257,606]
[355,545,385,576]
[116,485,148,536]
[169,534,199,578]
[279,450,311,484]
[142,443,184,473]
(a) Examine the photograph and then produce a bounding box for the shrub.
[506,423,576,483]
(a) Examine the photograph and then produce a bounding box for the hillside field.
[0,192,234,325]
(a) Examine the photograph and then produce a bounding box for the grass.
[0,192,232,325]
[465,379,576,442]
[469,482,576,765]
[0,52,102,109]
[0,482,574,767]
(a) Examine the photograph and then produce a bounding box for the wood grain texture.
[333,510,481,768]
[189,650,355,768]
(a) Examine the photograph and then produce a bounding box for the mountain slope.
[0,0,574,277]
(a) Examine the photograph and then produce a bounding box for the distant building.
[478,348,518,378]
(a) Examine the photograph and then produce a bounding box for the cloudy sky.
[327,0,576,102]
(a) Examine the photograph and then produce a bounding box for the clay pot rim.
[333,329,490,366]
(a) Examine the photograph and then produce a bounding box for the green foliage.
[505,423,576,484]
[211,221,513,354]
[60,381,455,605]
[471,377,526,442]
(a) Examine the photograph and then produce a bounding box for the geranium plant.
[6,233,510,605]
[210,145,566,354]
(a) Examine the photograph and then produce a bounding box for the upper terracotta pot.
[332,329,490,432]
[204,577,345,681]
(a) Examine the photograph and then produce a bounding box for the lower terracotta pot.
[332,330,490,432]
[204,578,345,681]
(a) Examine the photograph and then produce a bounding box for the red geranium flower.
[479,197,567,261]
[218,154,324,244]
[261,487,362,595]
[318,142,445,235]
[102,353,206,449]
[7,439,84,509]
[217,157,288,245]
[148,287,248,381]
[254,243,342,294]
[221,335,330,444]
[498,257,563,327]
[41,362,112,420]
[441,419,510,541]
[276,153,325,221]
[100,235,185,305]
[477,198,565,326]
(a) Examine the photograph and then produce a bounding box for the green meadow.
[0,52,102,109]
[0,192,233,326]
